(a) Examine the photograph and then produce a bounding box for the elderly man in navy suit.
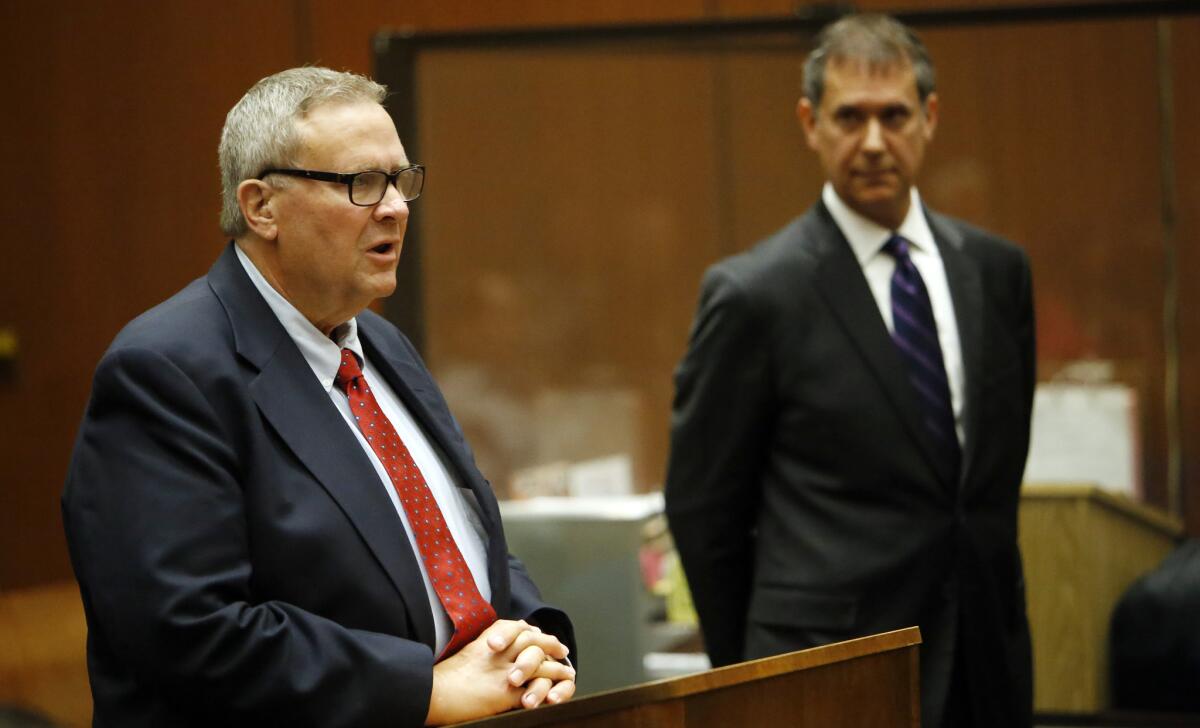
[666,14,1035,728]
[63,67,575,727]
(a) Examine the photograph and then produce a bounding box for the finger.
[530,658,575,683]
[520,677,553,709]
[546,677,577,705]
[484,619,530,653]
[509,645,546,686]
[504,629,569,662]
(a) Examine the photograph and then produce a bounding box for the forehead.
[822,59,920,107]
[293,101,407,168]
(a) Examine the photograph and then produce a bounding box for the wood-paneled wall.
[1171,17,1200,543]
[405,12,1191,507]
[0,0,1196,590]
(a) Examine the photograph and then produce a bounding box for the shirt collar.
[234,243,365,391]
[821,183,939,264]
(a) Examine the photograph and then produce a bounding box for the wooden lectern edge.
[1021,483,1184,538]
[450,626,922,727]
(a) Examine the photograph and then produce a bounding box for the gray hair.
[218,66,388,238]
[802,14,935,111]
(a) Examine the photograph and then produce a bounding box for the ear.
[237,179,278,241]
[921,92,939,142]
[796,97,819,150]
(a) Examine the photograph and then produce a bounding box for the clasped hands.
[426,619,576,725]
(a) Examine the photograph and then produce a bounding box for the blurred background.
[1,1,1197,725]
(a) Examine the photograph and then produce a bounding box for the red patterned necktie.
[335,348,497,658]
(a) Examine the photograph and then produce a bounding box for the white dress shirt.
[235,244,491,656]
[821,183,965,445]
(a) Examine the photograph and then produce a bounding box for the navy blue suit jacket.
[63,244,573,727]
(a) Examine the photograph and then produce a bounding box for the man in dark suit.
[665,14,1034,728]
[62,67,575,727]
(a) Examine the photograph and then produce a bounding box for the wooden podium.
[454,627,921,727]
[1019,484,1183,713]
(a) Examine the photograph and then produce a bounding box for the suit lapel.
[206,244,437,647]
[807,205,957,492]
[928,211,985,491]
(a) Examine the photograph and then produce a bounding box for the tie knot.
[883,234,911,261]
[335,348,363,391]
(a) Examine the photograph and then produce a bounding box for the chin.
[853,180,901,198]
[355,276,397,305]
[374,279,399,299]
[856,186,907,207]
[370,286,397,302]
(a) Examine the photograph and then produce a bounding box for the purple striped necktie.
[883,234,961,479]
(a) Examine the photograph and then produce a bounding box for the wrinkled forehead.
[292,99,389,137]
[293,101,406,167]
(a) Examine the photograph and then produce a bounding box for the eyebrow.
[341,158,410,172]
[833,101,912,113]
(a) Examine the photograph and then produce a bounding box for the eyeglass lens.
[350,168,423,205]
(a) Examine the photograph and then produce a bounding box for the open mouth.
[370,243,395,255]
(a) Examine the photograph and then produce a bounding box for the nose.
[373,181,410,222]
[862,117,886,154]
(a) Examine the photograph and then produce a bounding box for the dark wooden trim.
[376,2,1199,51]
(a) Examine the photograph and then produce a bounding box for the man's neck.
[234,238,349,337]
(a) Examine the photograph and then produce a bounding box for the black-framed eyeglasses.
[258,165,425,206]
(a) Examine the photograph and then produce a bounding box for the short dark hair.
[802,14,936,110]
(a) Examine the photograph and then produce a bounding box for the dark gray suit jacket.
[63,243,573,728]
[665,201,1034,728]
